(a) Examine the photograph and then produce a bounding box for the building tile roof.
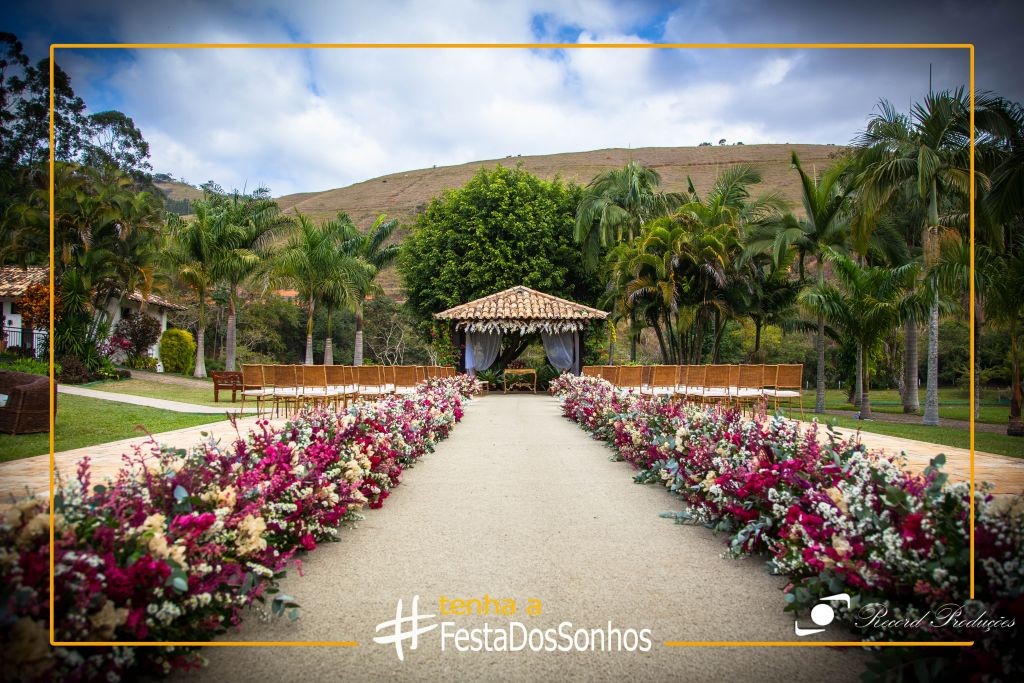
[0,266,48,298]
[435,285,607,323]
[0,266,184,310]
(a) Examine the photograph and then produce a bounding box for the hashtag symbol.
[372,595,438,661]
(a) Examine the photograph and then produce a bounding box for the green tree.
[205,186,290,371]
[802,251,922,419]
[400,165,599,365]
[337,213,400,366]
[276,213,371,364]
[854,89,973,425]
[165,203,216,377]
[745,152,852,413]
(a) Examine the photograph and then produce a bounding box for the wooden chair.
[684,365,706,401]
[733,364,765,412]
[443,366,455,378]
[326,365,356,410]
[301,364,330,408]
[271,365,301,416]
[355,365,386,400]
[698,365,732,404]
[615,366,643,391]
[645,365,679,397]
[240,364,270,416]
[582,366,601,377]
[393,366,420,395]
[600,365,619,383]
[765,364,804,419]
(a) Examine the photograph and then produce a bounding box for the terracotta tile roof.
[0,266,184,310]
[126,291,185,311]
[435,285,607,322]
[0,266,48,297]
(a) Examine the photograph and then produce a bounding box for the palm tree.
[743,152,850,413]
[206,187,290,371]
[802,251,923,419]
[337,213,401,366]
[276,213,371,364]
[574,161,683,270]
[854,89,973,426]
[166,204,216,377]
[575,161,684,362]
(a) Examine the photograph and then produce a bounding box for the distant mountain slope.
[276,144,842,229]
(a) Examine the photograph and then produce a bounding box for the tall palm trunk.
[1008,322,1023,437]
[922,301,940,425]
[194,303,207,378]
[225,289,237,371]
[974,302,983,420]
[853,341,863,409]
[922,189,941,426]
[353,301,364,366]
[607,324,615,364]
[324,308,334,365]
[902,320,919,412]
[304,299,315,365]
[859,343,872,419]
[815,266,826,413]
[629,309,637,363]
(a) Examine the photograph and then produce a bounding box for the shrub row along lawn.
[0,395,229,462]
[550,374,1021,681]
[0,376,478,681]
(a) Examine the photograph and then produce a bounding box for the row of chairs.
[240,364,456,416]
[581,364,805,417]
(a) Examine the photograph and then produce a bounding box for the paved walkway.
[186,395,866,683]
[58,384,257,414]
[803,421,1024,495]
[0,416,264,503]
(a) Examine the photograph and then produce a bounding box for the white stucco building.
[0,266,184,359]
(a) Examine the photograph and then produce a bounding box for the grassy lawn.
[85,377,228,408]
[0,394,229,462]
[821,388,1009,425]
[779,410,1024,458]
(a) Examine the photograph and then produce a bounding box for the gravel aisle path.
[188,394,867,682]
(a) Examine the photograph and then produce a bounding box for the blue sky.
[5,0,1021,197]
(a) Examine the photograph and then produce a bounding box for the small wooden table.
[503,368,537,393]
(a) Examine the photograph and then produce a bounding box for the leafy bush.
[0,353,54,376]
[56,354,91,384]
[113,312,162,358]
[159,328,195,374]
[125,355,157,371]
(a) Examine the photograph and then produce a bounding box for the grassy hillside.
[274,144,842,296]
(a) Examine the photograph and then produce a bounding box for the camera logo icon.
[794,593,851,636]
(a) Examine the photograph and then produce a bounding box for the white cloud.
[37,0,972,198]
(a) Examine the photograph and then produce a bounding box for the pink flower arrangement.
[553,373,1022,678]
[0,378,469,681]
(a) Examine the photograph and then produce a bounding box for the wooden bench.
[210,371,243,402]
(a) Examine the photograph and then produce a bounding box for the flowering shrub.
[0,378,469,682]
[553,373,1022,679]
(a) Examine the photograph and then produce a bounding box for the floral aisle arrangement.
[552,374,1022,680]
[0,378,472,682]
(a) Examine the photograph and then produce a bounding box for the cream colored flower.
[832,536,852,557]
[18,513,50,547]
[825,487,849,514]
[89,600,128,639]
[2,618,50,680]
[236,514,267,556]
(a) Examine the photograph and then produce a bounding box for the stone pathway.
[57,384,257,414]
[186,394,867,683]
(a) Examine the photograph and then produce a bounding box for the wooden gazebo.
[434,285,607,374]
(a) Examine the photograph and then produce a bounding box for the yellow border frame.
[47,41,976,651]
